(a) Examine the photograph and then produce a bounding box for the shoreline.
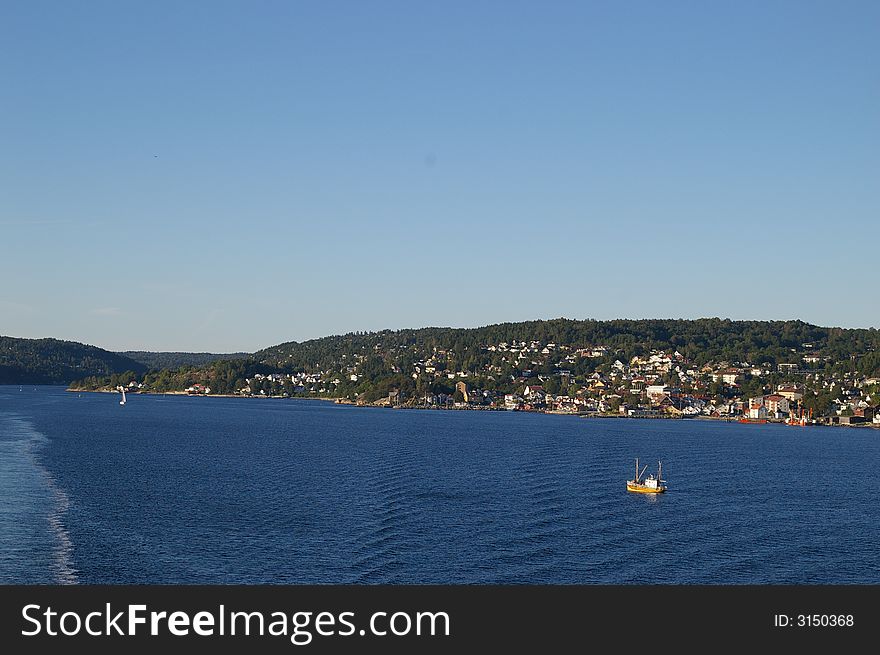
[66,388,339,402]
[63,387,880,429]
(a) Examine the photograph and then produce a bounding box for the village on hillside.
[194,339,880,427]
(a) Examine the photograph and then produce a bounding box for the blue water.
[1,386,878,584]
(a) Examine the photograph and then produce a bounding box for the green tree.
[543,377,561,395]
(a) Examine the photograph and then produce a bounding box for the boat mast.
[635,458,639,482]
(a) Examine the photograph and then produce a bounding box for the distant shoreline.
[62,388,880,429]
[66,388,338,402]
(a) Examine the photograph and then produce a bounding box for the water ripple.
[3,388,880,584]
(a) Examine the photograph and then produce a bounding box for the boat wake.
[1,415,78,584]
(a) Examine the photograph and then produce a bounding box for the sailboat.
[626,458,666,494]
[118,386,127,405]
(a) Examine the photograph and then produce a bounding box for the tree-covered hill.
[255,318,880,374]
[0,336,147,384]
[66,319,880,410]
[119,351,251,370]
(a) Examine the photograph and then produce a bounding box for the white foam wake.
[3,415,79,584]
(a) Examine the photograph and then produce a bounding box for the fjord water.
[1,386,878,584]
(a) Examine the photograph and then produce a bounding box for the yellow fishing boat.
[626,458,666,494]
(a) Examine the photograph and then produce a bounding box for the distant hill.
[254,318,880,371]
[0,336,147,384]
[66,319,880,412]
[119,351,251,370]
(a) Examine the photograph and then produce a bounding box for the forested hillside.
[0,336,146,384]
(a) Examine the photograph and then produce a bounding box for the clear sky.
[2,1,877,352]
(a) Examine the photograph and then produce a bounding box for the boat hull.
[626,482,665,494]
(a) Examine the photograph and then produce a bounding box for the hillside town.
[226,339,880,427]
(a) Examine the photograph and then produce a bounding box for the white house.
[646,385,668,403]
[777,385,804,401]
[748,404,769,420]
[763,394,790,417]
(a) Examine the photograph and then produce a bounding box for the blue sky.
[2,1,878,352]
